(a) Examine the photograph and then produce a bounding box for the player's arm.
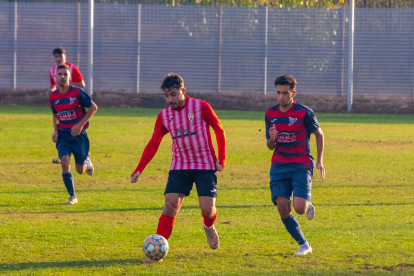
[131,114,169,183]
[314,128,325,181]
[46,74,56,97]
[51,113,59,142]
[265,114,278,150]
[202,102,226,171]
[71,89,98,136]
[304,107,325,181]
[71,66,85,88]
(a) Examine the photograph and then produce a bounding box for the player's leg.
[60,155,78,205]
[270,170,309,254]
[57,133,78,205]
[194,170,219,249]
[73,131,93,175]
[156,170,193,240]
[290,169,314,255]
[292,168,314,220]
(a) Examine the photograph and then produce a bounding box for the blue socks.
[62,172,75,197]
[281,214,307,246]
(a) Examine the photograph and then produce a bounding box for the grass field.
[1,106,414,275]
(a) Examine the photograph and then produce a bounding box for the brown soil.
[1,88,413,114]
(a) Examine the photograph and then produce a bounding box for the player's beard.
[58,79,68,88]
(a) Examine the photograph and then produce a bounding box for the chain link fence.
[0,1,413,97]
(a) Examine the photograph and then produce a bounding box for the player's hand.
[216,159,226,172]
[269,124,278,141]
[130,171,140,183]
[316,162,325,181]
[46,89,53,97]
[71,123,84,136]
[52,132,58,143]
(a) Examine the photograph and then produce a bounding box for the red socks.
[203,212,217,228]
[156,214,175,240]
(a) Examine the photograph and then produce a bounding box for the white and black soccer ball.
[142,234,169,261]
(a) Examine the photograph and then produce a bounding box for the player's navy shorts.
[269,168,313,205]
[56,129,90,165]
[165,170,218,197]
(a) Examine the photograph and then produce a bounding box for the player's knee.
[277,204,291,218]
[76,166,85,175]
[164,200,180,214]
[60,160,70,171]
[293,202,307,215]
[201,206,216,218]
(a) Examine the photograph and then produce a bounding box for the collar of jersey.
[171,96,189,112]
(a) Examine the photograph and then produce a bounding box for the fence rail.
[0,2,413,99]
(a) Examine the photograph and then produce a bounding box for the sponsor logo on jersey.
[58,110,77,120]
[271,118,277,123]
[277,132,297,143]
[288,117,297,126]
[54,100,60,105]
[188,113,194,122]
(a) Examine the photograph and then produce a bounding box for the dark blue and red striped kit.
[50,86,93,132]
[265,102,320,173]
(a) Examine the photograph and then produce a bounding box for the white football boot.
[305,202,315,220]
[85,155,94,176]
[65,196,78,205]
[204,224,219,250]
[142,258,163,263]
[294,243,312,256]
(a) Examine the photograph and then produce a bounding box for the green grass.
[0,106,414,275]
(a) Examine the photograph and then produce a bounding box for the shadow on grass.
[2,106,414,124]
[0,258,141,271]
[1,205,273,215]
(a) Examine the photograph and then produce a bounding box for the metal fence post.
[13,1,17,90]
[264,6,268,95]
[347,0,355,112]
[88,0,94,96]
[218,6,223,93]
[137,4,141,93]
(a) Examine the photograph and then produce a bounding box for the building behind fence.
[0,1,413,97]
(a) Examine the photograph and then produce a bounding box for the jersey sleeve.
[78,89,93,108]
[71,66,84,83]
[50,72,55,86]
[202,101,226,166]
[131,114,169,175]
[50,101,57,114]
[303,106,320,134]
[265,113,271,139]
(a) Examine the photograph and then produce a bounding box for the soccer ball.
[142,234,169,261]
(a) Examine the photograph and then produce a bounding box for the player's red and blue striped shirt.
[265,102,320,172]
[50,86,93,132]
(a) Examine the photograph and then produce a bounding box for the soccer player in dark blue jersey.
[265,74,325,255]
[50,64,98,205]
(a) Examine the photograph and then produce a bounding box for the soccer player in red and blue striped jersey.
[50,64,98,205]
[130,73,226,263]
[265,74,325,255]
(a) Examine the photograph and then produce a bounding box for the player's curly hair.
[274,75,297,91]
[161,73,184,91]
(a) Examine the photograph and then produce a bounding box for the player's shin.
[203,211,217,228]
[62,172,75,197]
[281,214,307,246]
[156,214,175,240]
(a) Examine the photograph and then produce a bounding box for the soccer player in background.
[50,64,97,205]
[47,47,85,164]
[130,73,226,263]
[265,74,325,255]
